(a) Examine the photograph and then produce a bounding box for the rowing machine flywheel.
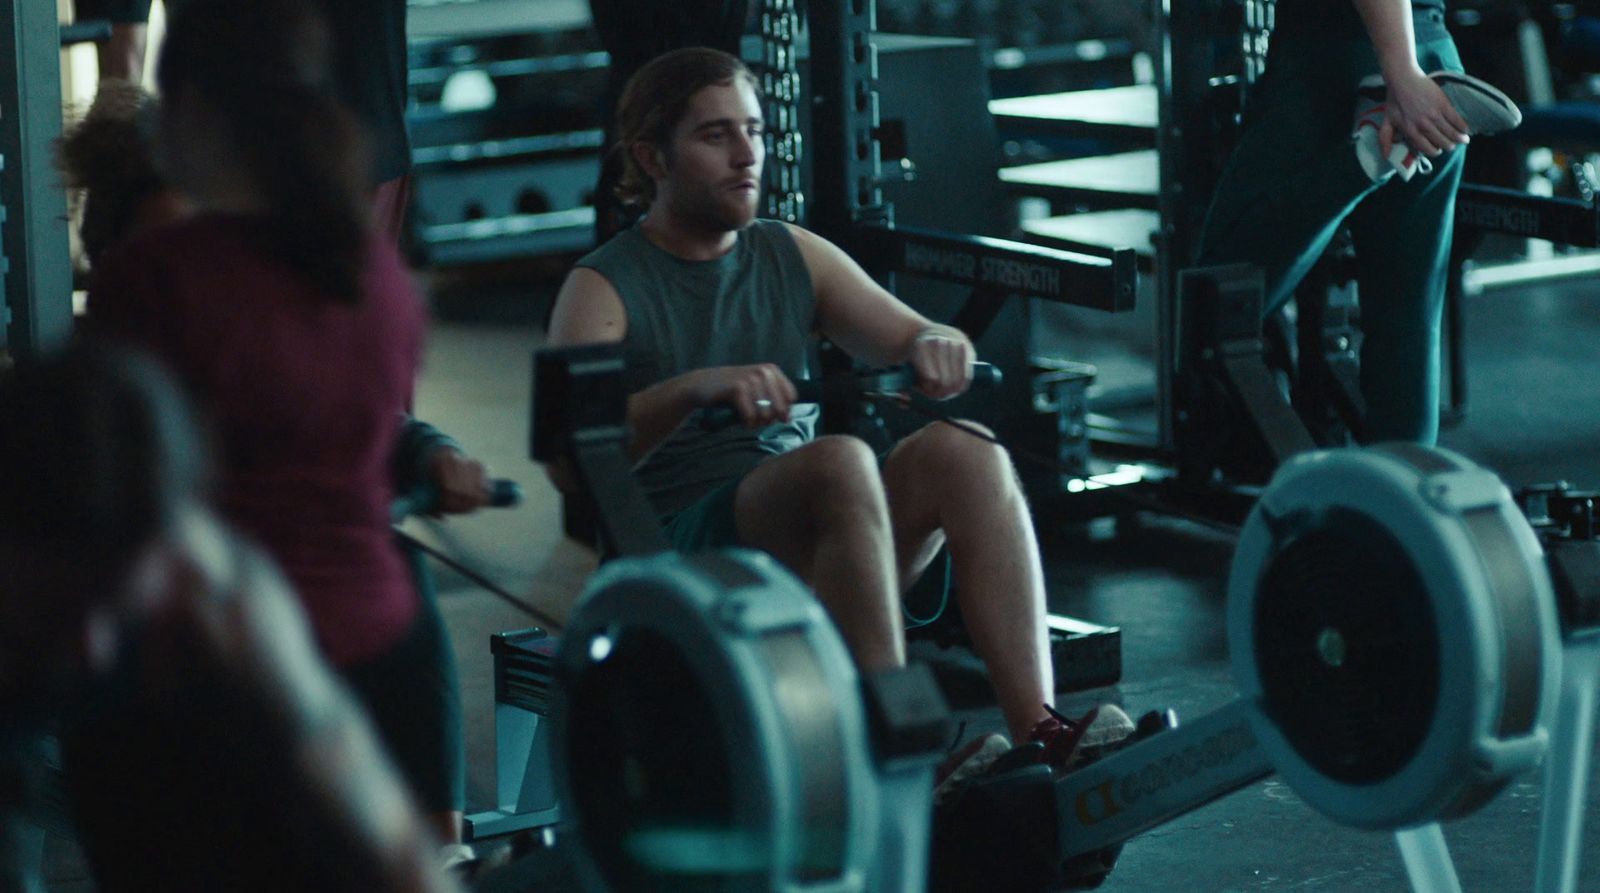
[551,550,881,892]
[1228,444,1559,829]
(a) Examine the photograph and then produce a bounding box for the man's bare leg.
[735,435,905,672]
[882,421,1053,742]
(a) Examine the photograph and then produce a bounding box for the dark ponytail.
[157,0,370,302]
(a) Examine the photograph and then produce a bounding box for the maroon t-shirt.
[86,213,424,666]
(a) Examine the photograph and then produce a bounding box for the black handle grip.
[489,478,524,508]
[702,404,742,431]
[971,362,1003,389]
[699,362,1002,431]
[392,477,523,520]
[61,20,114,46]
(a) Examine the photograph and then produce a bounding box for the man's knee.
[741,435,886,528]
[896,420,1011,481]
[786,435,884,514]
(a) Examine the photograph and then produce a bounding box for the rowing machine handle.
[392,477,523,520]
[970,362,1003,389]
[489,479,524,508]
[701,362,1002,430]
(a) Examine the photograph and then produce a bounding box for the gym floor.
[40,267,1600,890]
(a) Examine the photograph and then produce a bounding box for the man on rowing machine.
[545,46,1131,794]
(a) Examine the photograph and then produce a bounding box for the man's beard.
[676,184,759,235]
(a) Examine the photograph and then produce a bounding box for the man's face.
[654,79,766,233]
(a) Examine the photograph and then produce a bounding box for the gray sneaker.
[1353,75,1434,182]
[1351,70,1521,183]
[1431,70,1522,135]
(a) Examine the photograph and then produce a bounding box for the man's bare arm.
[544,268,794,478]
[786,223,974,398]
[544,268,624,491]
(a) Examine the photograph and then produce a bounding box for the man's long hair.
[611,47,762,209]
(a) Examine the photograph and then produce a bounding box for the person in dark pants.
[1196,0,1514,445]
[314,0,414,239]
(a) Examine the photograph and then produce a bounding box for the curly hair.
[56,79,168,268]
[612,47,762,208]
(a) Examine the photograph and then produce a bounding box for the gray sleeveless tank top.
[575,219,818,516]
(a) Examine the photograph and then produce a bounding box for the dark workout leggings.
[340,539,466,816]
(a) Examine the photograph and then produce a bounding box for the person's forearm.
[97,24,147,83]
[892,323,970,364]
[392,415,461,496]
[204,539,463,892]
[1353,0,1421,79]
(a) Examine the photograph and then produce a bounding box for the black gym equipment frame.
[963,0,1335,514]
[531,346,670,560]
[960,0,1315,527]
[460,344,679,843]
[1442,182,1600,421]
[804,0,1138,315]
[1089,1,1600,522]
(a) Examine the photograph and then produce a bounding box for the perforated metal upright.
[808,0,891,237]
[0,0,72,357]
[803,0,898,403]
[760,0,806,225]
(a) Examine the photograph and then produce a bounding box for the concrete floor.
[38,266,1600,891]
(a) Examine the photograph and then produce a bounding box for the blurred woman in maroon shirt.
[83,0,467,852]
